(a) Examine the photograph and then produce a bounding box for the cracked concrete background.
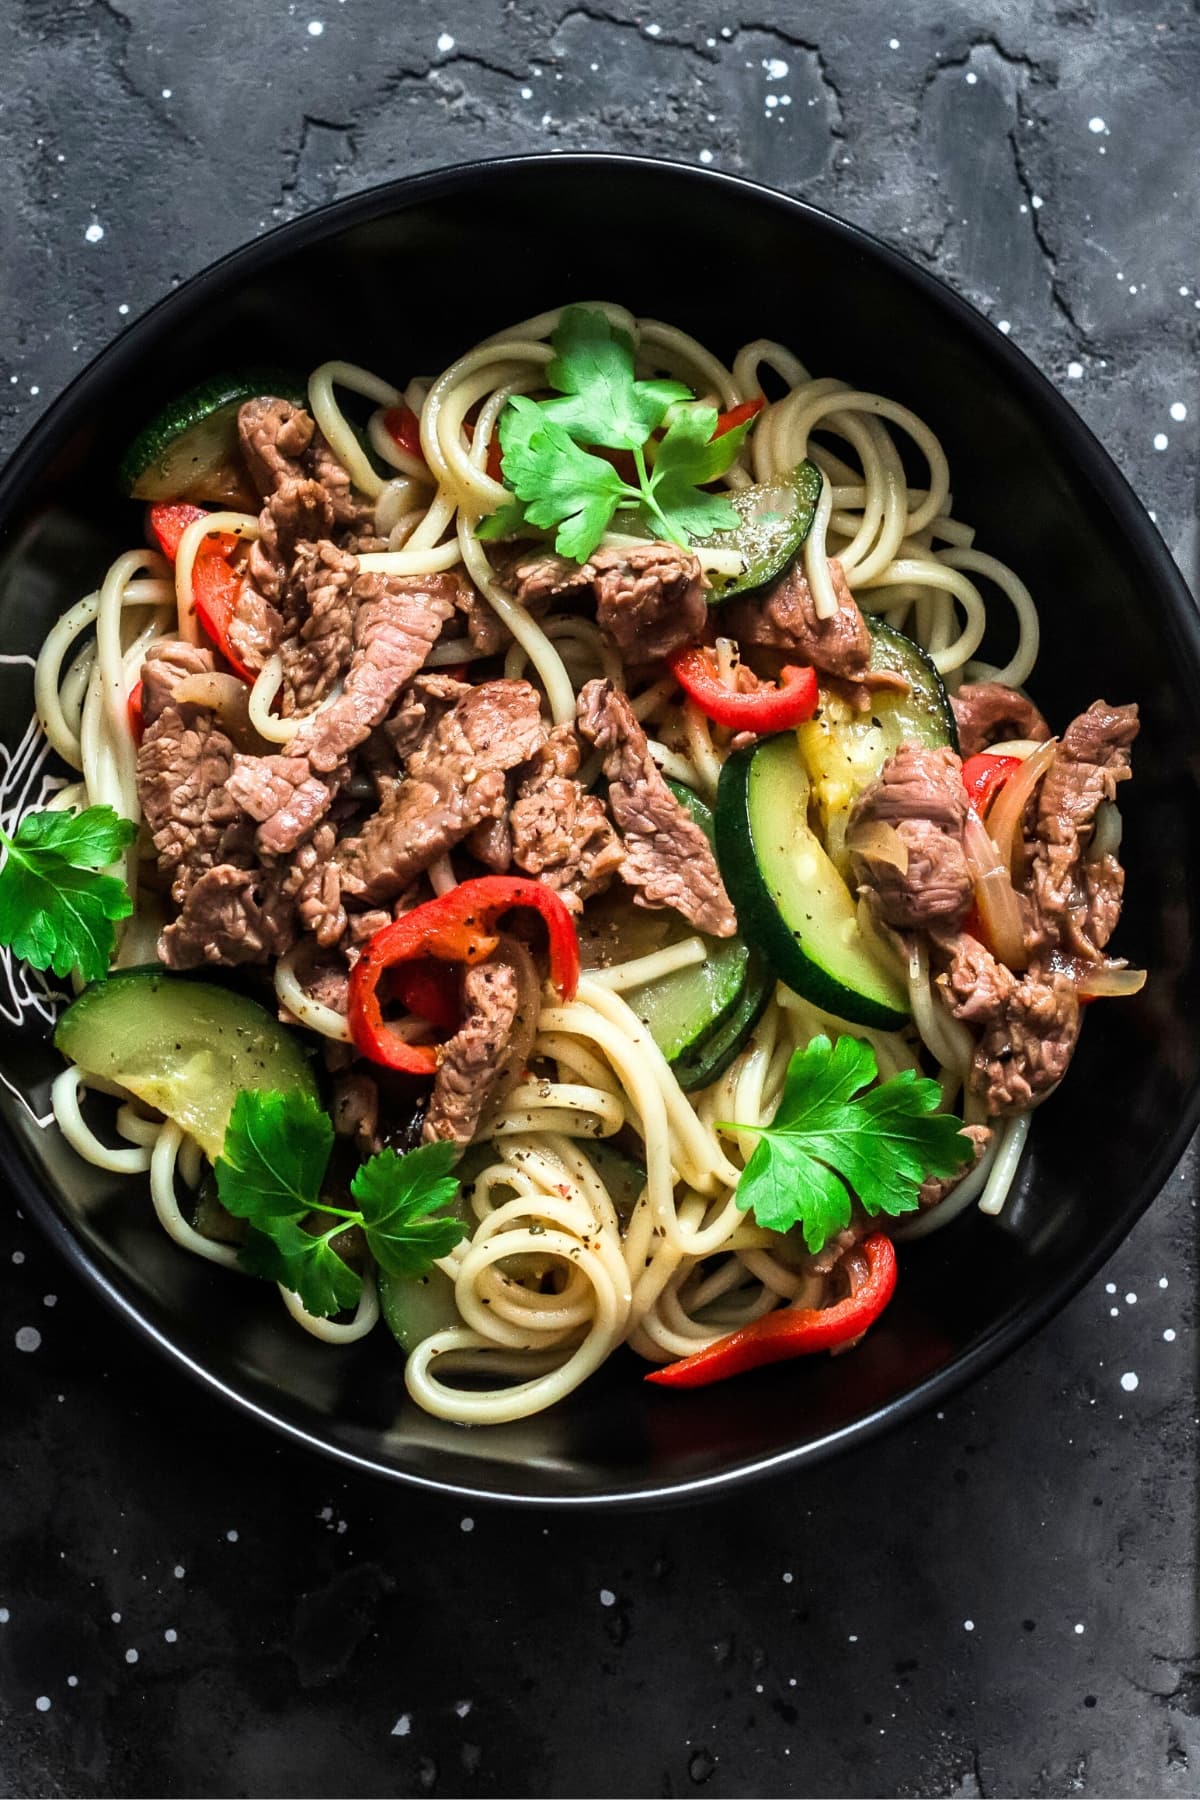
[0,1,1198,1796]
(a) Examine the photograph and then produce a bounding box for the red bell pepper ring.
[667,644,819,733]
[348,876,580,1073]
[645,1232,898,1389]
[389,960,462,1033]
[960,752,1021,820]
[382,403,426,463]
[146,501,209,563]
[714,395,765,438]
[191,547,256,684]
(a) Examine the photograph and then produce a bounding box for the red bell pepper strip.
[714,395,765,438]
[646,1231,897,1388]
[146,501,209,563]
[348,876,580,1073]
[191,547,255,684]
[389,960,462,1033]
[382,403,425,463]
[960,752,1021,820]
[127,680,144,746]
[667,644,818,733]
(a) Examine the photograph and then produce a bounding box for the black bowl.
[1,155,1197,1507]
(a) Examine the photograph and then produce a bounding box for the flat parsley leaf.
[215,1089,465,1317]
[540,305,690,450]
[482,307,754,561]
[0,804,136,982]
[721,1034,975,1254]
[499,398,636,563]
[350,1139,467,1276]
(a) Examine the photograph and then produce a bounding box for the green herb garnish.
[215,1089,466,1317]
[477,305,753,561]
[0,804,137,982]
[721,1035,974,1254]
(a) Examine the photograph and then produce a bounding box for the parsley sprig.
[0,804,136,982]
[477,306,754,562]
[722,1035,974,1254]
[215,1089,467,1317]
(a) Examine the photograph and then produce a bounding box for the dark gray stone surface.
[0,1,1197,1794]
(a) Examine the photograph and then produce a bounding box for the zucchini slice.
[798,619,958,878]
[697,459,823,604]
[715,735,910,1030]
[54,968,316,1160]
[670,951,773,1091]
[119,370,307,506]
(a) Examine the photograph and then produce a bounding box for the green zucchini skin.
[715,736,910,1031]
[119,369,307,504]
[864,616,959,755]
[670,951,773,1091]
[698,459,824,604]
[54,967,316,1160]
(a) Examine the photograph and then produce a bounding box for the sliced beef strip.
[339,680,546,904]
[384,671,472,761]
[935,930,1081,1116]
[227,573,459,858]
[278,540,359,714]
[725,557,904,703]
[238,396,372,606]
[159,864,296,969]
[501,548,595,612]
[226,754,341,860]
[289,571,458,774]
[465,813,514,872]
[448,572,508,656]
[848,742,973,930]
[239,397,316,494]
[1027,700,1138,962]
[502,541,705,662]
[136,643,254,904]
[951,682,1051,758]
[422,959,522,1147]
[509,722,623,911]
[283,821,346,948]
[576,679,736,937]
[248,478,335,604]
[226,581,283,673]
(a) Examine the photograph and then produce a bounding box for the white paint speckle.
[1170,401,1187,422]
[1153,434,1169,451]
[764,57,789,79]
[164,1628,178,1643]
[599,1588,616,1607]
[454,1698,473,1718]
[67,1676,77,1687]
[1163,1328,1177,1342]
[646,21,661,36]
[1105,1282,1116,1294]
[308,19,324,35]
[699,149,714,165]
[173,1565,185,1579]
[1110,1307,1119,1318]
[436,30,454,51]
[1074,1622,1086,1635]
[848,1634,858,1643]
[226,1529,239,1543]
[1067,361,1084,379]
[1160,1276,1169,1289]
[12,1251,24,1265]
[519,86,532,99]
[125,1648,138,1664]
[1030,195,1044,211]
[1120,1371,1139,1392]
[459,1516,474,1534]
[1125,1292,1137,1305]
[42,1294,56,1308]
[964,1619,975,1632]
[0,1609,9,1624]
[118,304,129,317]
[392,1714,411,1737]
[162,87,172,99]
[965,71,977,85]
[888,37,900,50]
[1088,116,1106,133]
[997,319,1011,334]
[15,1327,41,1353]
[84,222,105,244]
[782,1572,793,1584]
[35,1696,51,1713]
[111,1611,121,1623]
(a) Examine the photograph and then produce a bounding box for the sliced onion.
[1076,964,1146,999]
[962,812,1027,971]
[1087,799,1123,864]
[985,736,1058,876]
[173,671,259,750]
[847,819,910,872]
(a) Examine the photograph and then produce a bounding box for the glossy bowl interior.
[0,155,1197,1506]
